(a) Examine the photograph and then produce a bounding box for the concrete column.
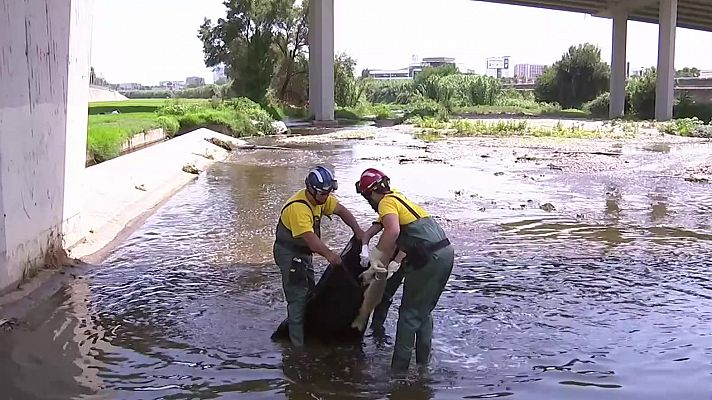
[609,9,628,119]
[0,0,92,292]
[308,0,335,123]
[62,0,93,248]
[655,0,677,121]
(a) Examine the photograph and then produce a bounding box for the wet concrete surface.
[1,126,712,399]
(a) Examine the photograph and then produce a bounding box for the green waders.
[372,194,454,371]
[392,242,454,371]
[273,199,321,347]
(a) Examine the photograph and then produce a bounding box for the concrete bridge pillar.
[0,0,91,292]
[308,0,335,124]
[609,9,628,119]
[655,0,677,121]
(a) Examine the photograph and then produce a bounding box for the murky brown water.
[2,128,712,399]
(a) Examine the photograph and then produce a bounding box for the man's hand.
[326,251,343,266]
[359,262,387,286]
[302,231,342,266]
[369,247,386,269]
[354,228,367,245]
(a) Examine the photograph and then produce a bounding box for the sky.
[89,0,712,86]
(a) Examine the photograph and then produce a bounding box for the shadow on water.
[2,131,712,399]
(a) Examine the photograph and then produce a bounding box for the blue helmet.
[305,166,338,194]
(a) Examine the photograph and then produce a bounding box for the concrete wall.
[0,0,91,292]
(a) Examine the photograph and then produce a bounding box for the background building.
[186,76,206,87]
[513,63,546,82]
[365,56,456,80]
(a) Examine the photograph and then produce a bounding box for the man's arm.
[302,232,342,265]
[333,203,365,241]
[375,214,400,265]
[363,222,383,244]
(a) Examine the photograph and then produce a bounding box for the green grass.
[412,117,602,140]
[453,104,591,119]
[89,99,208,115]
[87,113,168,163]
[86,98,275,164]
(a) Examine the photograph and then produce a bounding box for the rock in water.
[272,121,289,135]
[272,236,368,345]
[182,164,200,174]
[540,203,556,212]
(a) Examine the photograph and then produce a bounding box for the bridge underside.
[478,0,712,32]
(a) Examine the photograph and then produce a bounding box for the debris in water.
[494,172,504,176]
[205,137,234,151]
[0,318,19,332]
[516,155,537,162]
[548,164,563,171]
[684,176,710,184]
[183,164,200,174]
[135,184,146,191]
[540,203,556,212]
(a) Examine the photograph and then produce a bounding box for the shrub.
[157,116,180,136]
[583,92,610,118]
[405,98,448,120]
[534,43,610,108]
[372,103,393,119]
[626,68,656,119]
[363,79,419,104]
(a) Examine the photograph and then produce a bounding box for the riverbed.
[1,125,711,400]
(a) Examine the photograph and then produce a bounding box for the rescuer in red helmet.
[356,167,454,372]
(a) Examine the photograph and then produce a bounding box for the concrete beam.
[655,0,677,121]
[308,0,335,123]
[609,9,628,118]
[0,0,92,292]
[594,0,657,17]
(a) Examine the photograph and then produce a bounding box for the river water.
[2,128,712,399]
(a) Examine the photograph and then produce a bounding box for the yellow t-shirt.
[377,190,429,225]
[280,189,338,237]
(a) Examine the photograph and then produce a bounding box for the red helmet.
[356,168,390,195]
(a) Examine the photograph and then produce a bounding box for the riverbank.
[0,128,245,313]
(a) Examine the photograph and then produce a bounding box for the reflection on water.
[2,132,712,399]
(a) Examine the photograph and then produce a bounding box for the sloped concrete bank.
[0,128,245,314]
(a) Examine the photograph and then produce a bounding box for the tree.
[676,67,701,78]
[535,43,610,108]
[198,0,293,102]
[334,52,362,107]
[272,0,309,102]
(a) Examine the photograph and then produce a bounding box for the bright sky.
[89,0,712,85]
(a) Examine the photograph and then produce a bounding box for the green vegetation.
[659,117,712,137]
[87,98,275,164]
[411,117,610,141]
[534,43,610,109]
[120,84,232,100]
[87,112,171,164]
[88,99,208,114]
[198,0,309,104]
